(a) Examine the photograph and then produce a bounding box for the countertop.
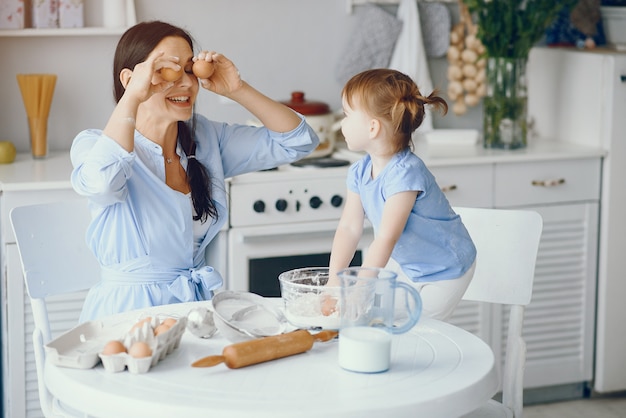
[232,140,607,184]
[0,152,73,192]
[413,139,606,166]
[0,140,606,192]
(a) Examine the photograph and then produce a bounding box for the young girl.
[328,69,476,320]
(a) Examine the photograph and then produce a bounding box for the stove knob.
[253,200,266,213]
[331,195,343,207]
[275,199,288,212]
[309,196,323,209]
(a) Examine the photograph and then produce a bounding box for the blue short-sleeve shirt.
[348,149,476,282]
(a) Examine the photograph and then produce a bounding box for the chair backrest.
[454,206,543,418]
[10,199,100,417]
[11,199,100,300]
[455,206,543,306]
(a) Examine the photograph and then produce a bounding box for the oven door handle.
[230,221,373,243]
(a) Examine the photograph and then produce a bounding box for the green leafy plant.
[463,0,578,59]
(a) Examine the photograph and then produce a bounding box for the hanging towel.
[420,2,451,58]
[335,5,403,85]
[389,0,435,133]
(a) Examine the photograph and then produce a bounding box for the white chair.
[455,207,543,418]
[10,199,100,417]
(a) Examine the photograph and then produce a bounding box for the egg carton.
[99,315,187,374]
[45,313,187,375]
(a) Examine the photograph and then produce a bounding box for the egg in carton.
[99,314,187,374]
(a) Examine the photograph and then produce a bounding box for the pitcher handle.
[391,282,422,334]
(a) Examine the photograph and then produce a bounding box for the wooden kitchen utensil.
[192,329,338,369]
[16,74,57,159]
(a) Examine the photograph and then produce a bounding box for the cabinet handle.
[440,184,458,192]
[531,178,565,187]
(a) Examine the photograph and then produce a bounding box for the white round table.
[45,301,498,418]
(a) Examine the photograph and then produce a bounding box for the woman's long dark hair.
[113,21,217,223]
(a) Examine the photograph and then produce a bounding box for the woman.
[328,69,475,320]
[71,21,319,322]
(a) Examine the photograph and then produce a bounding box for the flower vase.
[483,57,528,149]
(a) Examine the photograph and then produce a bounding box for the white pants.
[386,259,476,321]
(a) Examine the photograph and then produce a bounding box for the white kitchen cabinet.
[435,154,601,394]
[519,203,598,388]
[429,164,493,209]
[528,46,626,393]
[494,159,601,207]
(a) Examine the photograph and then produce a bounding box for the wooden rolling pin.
[191,329,338,369]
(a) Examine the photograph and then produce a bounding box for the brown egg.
[160,67,183,82]
[128,341,152,358]
[154,323,171,336]
[321,295,338,316]
[132,317,152,329]
[162,317,177,327]
[102,340,126,355]
[192,60,215,79]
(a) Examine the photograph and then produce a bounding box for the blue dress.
[348,149,476,282]
[71,113,318,321]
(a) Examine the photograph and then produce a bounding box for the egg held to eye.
[192,60,215,79]
[160,67,183,82]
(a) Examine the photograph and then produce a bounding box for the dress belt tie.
[101,266,223,302]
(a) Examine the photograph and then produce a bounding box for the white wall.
[0,0,481,154]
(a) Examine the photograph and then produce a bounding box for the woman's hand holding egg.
[123,51,177,102]
[195,51,242,96]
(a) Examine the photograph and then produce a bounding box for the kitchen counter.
[0,152,73,192]
[0,141,606,191]
[231,139,607,184]
[413,138,606,166]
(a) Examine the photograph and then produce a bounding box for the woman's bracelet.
[121,117,136,125]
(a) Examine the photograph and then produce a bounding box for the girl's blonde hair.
[342,69,448,152]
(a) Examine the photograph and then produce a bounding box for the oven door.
[227,220,373,297]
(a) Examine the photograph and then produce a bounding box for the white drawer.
[494,158,601,207]
[1,188,82,244]
[429,164,493,208]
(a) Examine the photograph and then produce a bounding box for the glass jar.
[482,57,528,149]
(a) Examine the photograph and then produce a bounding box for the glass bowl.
[278,267,341,330]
